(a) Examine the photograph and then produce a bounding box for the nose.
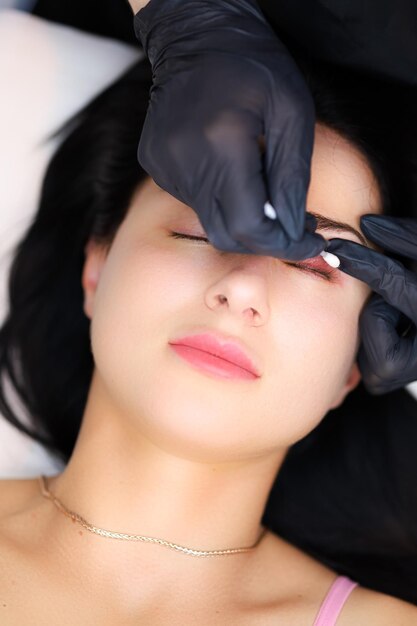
[205,258,272,325]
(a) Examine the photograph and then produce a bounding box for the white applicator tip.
[320,250,340,268]
[264,201,277,220]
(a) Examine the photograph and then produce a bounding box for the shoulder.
[260,531,417,625]
[338,582,417,626]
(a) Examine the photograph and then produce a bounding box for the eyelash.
[170,232,336,281]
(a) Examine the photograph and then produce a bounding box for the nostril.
[245,307,258,320]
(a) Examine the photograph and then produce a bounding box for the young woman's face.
[82,124,382,462]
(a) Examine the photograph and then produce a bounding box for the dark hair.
[1,57,417,603]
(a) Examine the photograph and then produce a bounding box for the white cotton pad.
[320,250,340,268]
[264,201,277,219]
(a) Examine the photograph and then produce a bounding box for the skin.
[128,0,151,13]
[1,124,416,624]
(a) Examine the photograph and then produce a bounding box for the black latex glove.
[326,214,417,395]
[133,0,327,261]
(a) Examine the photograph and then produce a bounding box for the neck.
[38,371,286,612]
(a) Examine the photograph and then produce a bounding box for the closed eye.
[171,232,209,243]
[170,231,336,281]
[286,262,335,280]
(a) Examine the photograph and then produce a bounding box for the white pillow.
[0,9,142,477]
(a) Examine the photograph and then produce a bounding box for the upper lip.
[168,329,262,377]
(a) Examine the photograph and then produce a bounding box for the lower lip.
[169,344,258,380]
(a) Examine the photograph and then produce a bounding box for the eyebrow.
[179,205,370,248]
[308,211,370,247]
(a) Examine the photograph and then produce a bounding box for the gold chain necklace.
[38,475,267,558]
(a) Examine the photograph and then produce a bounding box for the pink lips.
[168,332,261,380]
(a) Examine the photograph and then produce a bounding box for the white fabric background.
[0,9,416,479]
[0,9,142,477]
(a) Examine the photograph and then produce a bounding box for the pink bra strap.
[312,575,358,626]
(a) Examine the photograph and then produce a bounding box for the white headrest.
[0,10,142,477]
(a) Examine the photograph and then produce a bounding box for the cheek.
[291,283,362,375]
[91,240,202,350]
[259,281,362,443]
[271,271,363,354]
[88,238,210,417]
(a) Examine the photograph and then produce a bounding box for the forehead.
[307,124,382,229]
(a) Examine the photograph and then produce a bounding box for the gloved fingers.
[357,294,417,394]
[198,198,255,254]
[358,346,417,395]
[205,206,327,260]
[325,238,417,323]
[264,78,315,242]
[199,175,293,256]
[360,214,417,260]
[137,110,190,205]
[305,212,319,233]
[211,184,327,260]
[204,133,326,260]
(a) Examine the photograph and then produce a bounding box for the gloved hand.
[133,0,327,261]
[325,214,417,395]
